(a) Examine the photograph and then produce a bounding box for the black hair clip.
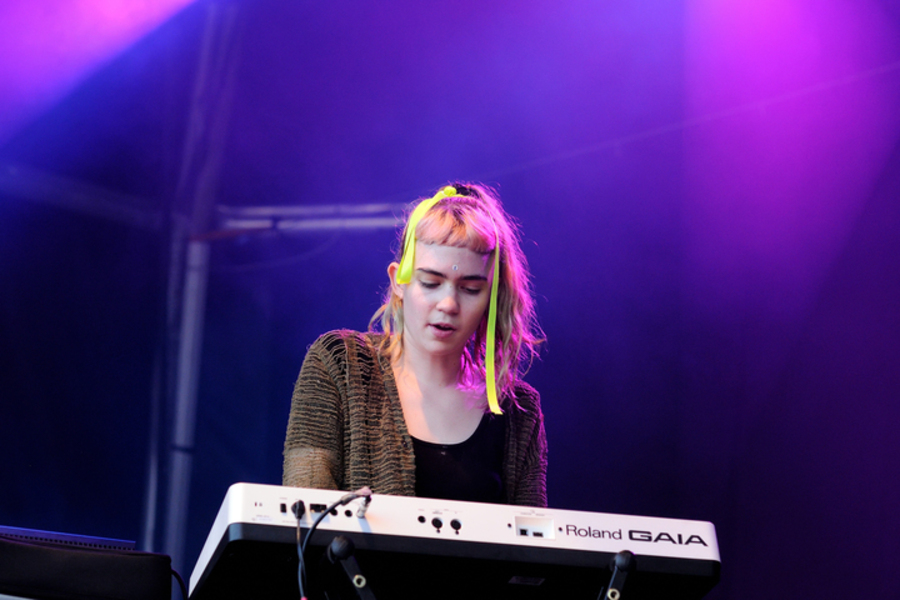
[452,183,475,197]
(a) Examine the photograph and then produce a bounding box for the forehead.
[414,242,490,274]
[415,204,495,254]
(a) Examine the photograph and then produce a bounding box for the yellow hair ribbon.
[484,234,502,415]
[396,185,458,284]
[396,184,503,415]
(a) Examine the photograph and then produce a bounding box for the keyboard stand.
[314,535,377,600]
[596,550,635,600]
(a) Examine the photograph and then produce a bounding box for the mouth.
[430,323,456,333]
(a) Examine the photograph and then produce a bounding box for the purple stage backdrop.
[2,0,899,598]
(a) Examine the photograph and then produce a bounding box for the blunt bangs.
[414,198,496,255]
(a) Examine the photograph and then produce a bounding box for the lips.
[429,322,457,338]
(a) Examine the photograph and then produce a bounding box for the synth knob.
[432,518,443,530]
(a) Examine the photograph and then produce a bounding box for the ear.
[387,262,405,299]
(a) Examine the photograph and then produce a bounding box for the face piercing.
[452,264,459,271]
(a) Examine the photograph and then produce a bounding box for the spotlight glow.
[0,0,196,143]
[683,0,900,317]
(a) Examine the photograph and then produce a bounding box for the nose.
[436,288,460,314]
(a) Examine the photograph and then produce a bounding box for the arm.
[510,385,549,507]
[282,336,345,489]
[513,408,548,506]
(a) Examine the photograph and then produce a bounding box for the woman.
[282,183,547,506]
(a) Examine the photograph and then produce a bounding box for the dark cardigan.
[283,330,548,506]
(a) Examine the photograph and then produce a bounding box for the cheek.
[404,289,430,317]
[465,295,490,319]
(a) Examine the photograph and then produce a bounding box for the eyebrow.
[416,268,488,282]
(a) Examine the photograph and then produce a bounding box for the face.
[391,242,492,360]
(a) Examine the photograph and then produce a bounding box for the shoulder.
[309,329,385,356]
[508,380,543,420]
[306,330,388,373]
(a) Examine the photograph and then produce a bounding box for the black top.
[412,413,506,503]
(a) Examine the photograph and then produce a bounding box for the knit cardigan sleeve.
[282,332,346,489]
[505,382,549,507]
[282,330,416,495]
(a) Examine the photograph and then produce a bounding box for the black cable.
[294,488,372,600]
[300,488,372,559]
[300,497,348,559]
[296,520,307,599]
[293,501,308,600]
[171,568,188,600]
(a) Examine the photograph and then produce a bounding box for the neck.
[394,341,463,390]
[393,348,487,417]
[391,333,488,411]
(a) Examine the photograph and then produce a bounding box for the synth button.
[431,518,443,530]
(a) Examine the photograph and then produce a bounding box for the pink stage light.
[0,0,196,144]
[683,0,900,319]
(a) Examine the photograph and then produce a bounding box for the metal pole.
[154,0,241,576]
[162,239,211,569]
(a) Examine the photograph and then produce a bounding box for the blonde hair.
[371,183,543,405]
